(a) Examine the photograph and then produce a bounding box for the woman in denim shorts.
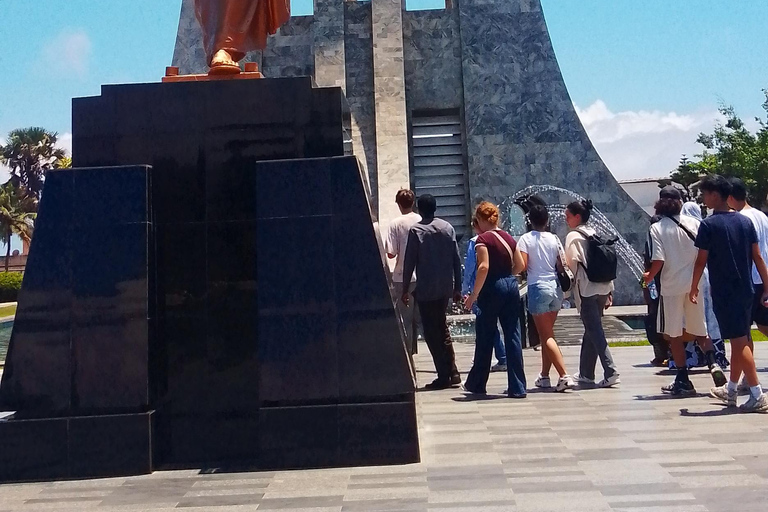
[517,205,575,392]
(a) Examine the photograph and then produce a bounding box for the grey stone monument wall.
[402,9,463,112]
[345,2,379,208]
[263,16,315,77]
[457,0,648,304]
[171,0,648,303]
[370,0,411,232]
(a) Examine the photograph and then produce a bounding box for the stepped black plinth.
[0,77,418,483]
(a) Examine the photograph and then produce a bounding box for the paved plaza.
[1,343,768,511]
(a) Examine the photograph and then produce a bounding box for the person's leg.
[492,326,507,367]
[733,335,767,412]
[399,282,415,356]
[409,282,420,355]
[418,300,450,384]
[582,295,618,383]
[465,287,500,393]
[498,278,526,396]
[533,311,566,378]
[578,296,599,381]
[436,297,459,381]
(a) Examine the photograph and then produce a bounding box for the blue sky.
[0,0,767,183]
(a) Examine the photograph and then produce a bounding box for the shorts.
[752,284,768,327]
[528,280,563,316]
[712,293,753,340]
[658,294,707,339]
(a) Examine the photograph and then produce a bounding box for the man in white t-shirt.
[385,189,422,354]
[728,177,768,337]
[643,186,725,395]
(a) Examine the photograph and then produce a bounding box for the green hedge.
[0,272,23,303]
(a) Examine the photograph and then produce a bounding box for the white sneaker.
[534,374,552,388]
[739,393,768,413]
[573,372,595,385]
[491,363,507,373]
[556,375,575,392]
[738,378,763,395]
[597,374,621,388]
[710,385,737,407]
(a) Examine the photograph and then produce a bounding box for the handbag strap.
[489,230,515,273]
[556,237,574,280]
[666,215,697,243]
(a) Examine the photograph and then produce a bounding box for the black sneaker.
[450,374,462,386]
[709,363,727,388]
[424,379,451,390]
[661,380,696,396]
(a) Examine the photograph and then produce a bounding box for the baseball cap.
[659,185,683,200]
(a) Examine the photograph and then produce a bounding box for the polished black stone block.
[0,417,68,482]
[260,406,339,469]
[68,412,153,478]
[0,412,152,483]
[1,79,417,482]
[154,413,260,467]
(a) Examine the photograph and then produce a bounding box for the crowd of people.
[386,174,768,413]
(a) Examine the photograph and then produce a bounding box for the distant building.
[619,178,667,216]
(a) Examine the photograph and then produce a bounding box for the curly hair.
[654,197,682,217]
[475,201,499,226]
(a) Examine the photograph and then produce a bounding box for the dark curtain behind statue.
[195,0,291,64]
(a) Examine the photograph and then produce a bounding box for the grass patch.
[607,330,768,347]
[0,304,16,318]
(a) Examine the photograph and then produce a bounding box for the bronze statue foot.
[208,49,241,75]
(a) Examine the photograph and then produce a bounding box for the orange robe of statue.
[195,0,291,65]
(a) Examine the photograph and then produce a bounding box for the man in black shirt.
[690,175,768,412]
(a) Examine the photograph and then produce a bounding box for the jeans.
[472,304,506,365]
[579,294,618,380]
[418,297,459,383]
[465,277,526,396]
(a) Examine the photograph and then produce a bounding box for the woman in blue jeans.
[463,217,507,372]
[463,202,527,397]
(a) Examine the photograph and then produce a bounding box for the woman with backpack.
[564,200,621,388]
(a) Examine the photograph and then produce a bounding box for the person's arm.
[512,248,525,276]
[464,245,489,310]
[752,243,768,302]
[452,237,462,302]
[643,261,664,284]
[401,230,418,303]
[385,224,397,259]
[462,240,476,296]
[565,233,582,273]
[643,226,664,283]
[689,249,708,304]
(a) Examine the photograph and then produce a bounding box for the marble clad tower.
[173,0,649,304]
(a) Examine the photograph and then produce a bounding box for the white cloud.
[42,30,92,77]
[58,133,73,157]
[574,100,721,181]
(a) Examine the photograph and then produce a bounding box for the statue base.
[162,64,264,83]
[0,77,419,482]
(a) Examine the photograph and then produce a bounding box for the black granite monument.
[0,77,419,482]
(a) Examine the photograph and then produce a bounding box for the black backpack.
[575,229,618,283]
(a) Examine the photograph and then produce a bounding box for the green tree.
[0,182,36,272]
[0,127,67,201]
[680,90,768,208]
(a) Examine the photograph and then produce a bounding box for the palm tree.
[0,127,67,201]
[0,182,36,272]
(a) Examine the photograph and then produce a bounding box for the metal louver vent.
[411,112,469,240]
